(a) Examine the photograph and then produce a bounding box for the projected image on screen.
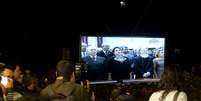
[80,36,165,81]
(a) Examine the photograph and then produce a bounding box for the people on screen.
[122,46,135,63]
[82,46,106,81]
[81,43,88,58]
[133,48,153,78]
[153,49,165,78]
[81,44,166,80]
[97,44,114,60]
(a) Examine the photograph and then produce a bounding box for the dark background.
[1,0,200,76]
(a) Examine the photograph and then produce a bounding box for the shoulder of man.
[40,85,51,96]
[70,83,92,101]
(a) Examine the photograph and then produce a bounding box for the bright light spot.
[120,1,126,7]
[76,67,80,71]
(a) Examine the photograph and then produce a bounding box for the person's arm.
[0,83,7,95]
[78,84,92,101]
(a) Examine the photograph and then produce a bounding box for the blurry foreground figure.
[149,64,187,101]
[40,60,91,101]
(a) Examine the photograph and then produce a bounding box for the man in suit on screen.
[133,49,153,78]
[97,44,114,60]
[82,46,106,81]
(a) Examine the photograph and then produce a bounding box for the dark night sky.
[1,0,200,75]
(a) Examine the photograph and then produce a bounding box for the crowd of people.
[0,60,93,101]
[81,44,165,81]
[0,63,40,101]
[0,47,200,100]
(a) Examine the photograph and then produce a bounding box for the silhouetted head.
[56,60,75,81]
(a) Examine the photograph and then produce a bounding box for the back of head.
[160,64,184,91]
[56,60,75,81]
[114,94,134,101]
[4,65,16,71]
[111,88,121,100]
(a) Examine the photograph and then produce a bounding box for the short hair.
[110,88,121,101]
[102,44,110,47]
[1,65,15,74]
[5,65,15,70]
[56,60,75,81]
[115,94,134,101]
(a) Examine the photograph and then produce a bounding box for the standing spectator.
[1,65,23,101]
[40,60,91,101]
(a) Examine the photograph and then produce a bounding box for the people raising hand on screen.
[97,44,114,60]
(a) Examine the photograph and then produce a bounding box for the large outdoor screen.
[80,36,165,82]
